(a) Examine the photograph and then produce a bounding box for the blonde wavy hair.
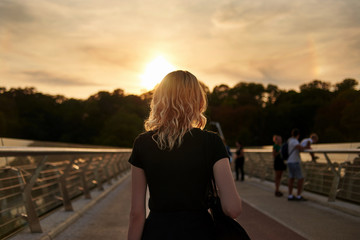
[145,70,207,150]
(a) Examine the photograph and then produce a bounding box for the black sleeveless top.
[128,128,229,212]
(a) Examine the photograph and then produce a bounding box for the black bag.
[208,192,251,240]
[280,142,290,160]
[280,141,296,160]
[205,132,250,239]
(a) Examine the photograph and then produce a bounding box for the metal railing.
[0,147,131,239]
[243,148,360,204]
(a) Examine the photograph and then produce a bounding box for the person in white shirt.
[301,133,319,162]
[287,128,310,201]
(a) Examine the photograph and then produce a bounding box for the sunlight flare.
[140,56,176,90]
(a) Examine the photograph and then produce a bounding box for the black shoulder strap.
[205,132,218,198]
[288,140,297,158]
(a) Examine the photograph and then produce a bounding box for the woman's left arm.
[128,166,147,240]
[213,158,242,219]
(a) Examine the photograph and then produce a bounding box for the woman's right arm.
[213,158,242,219]
[128,166,147,240]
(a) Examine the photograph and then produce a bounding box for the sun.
[140,56,176,90]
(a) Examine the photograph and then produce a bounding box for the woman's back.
[127,70,242,240]
[129,128,228,212]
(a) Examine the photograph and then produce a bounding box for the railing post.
[257,153,266,181]
[103,154,113,185]
[118,155,125,173]
[119,153,130,172]
[112,154,121,179]
[20,155,48,233]
[94,157,104,191]
[324,153,341,202]
[79,156,94,199]
[59,156,77,211]
[122,154,129,172]
[245,153,253,179]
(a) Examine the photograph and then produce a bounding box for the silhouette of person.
[235,140,245,181]
[128,70,242,240]
[287,128,310,201]
[300,133,319,162]
[273,135,286,197]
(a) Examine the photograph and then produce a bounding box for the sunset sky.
[1,0,359,99]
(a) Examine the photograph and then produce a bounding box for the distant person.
[234,140,245,181]
[273,135,286,197]
[287,128,310,201]
[301,133,319,162]
[127,70,242,240]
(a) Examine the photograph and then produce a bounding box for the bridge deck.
[10,173,360,240]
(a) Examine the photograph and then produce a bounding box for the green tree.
[300,80,331,91]
[96,111,144,147]
[208,84,230,106]
[1,76,359,147]
[265,84,281,106]
[229,82,265,107]
[335,78,358,92]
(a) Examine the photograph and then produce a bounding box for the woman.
[272,135,286,197]
[234,140,245,181]
[128,70,242,240]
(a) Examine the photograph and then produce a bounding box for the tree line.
[0,78,359,147]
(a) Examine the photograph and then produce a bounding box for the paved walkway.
[11,173,360,240]
[235,178,360,240]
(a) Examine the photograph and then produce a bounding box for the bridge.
[1,146,360,239]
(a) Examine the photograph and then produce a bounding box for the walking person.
[287,128,310,201]
[273,135,286,197]
[127,70,242,240]
[234,140,245,181]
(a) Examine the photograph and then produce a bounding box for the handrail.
[0,146,131,238]
[305,149,360,154]
[0,147,130,156]
[244,148,360,154]
[305,149,359,202]
[243,148,360,203]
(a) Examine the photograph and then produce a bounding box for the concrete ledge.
[9,171,131,240]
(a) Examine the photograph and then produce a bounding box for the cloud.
[77,46,140,70]
[1,0,359,98]
[212,0,360,35]
[21,71,100,86]
[212,0,291,30]
[0,1,36,47]
[0,1,34,23]
[207,0,360,88]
